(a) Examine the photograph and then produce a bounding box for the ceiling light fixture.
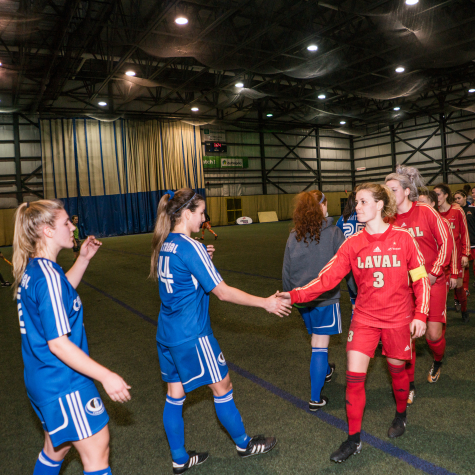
[395,66,405,73]
[191,107,199,111]
[266,113,273,117]
[318,94,326,99]
[307,45,318,52]
[175,16,188,25]
[125,70,136,76]
[394,106,401,111]
[235,82,244,88]
[469,88,475,93]
[340,121,346,125]
[405,0,419,5]
[98,101,107,106]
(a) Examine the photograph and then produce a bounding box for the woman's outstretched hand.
[262,291,293,317]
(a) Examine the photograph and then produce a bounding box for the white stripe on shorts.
[66,391,92,440]
[199,336,220,383]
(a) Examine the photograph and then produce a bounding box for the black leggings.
[0,272,5,284]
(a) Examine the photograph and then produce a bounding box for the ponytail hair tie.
[166,190,175,200]
[26,202,30,208]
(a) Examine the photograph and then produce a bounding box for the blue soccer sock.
[214,390,250,449]
[310,347,328,402]
[33,451,63,475]
[163,395,189,464]
[84,468,112,475]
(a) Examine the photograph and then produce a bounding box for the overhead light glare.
[235,82,244,88]
[395,66,405,73]
[340,121,346,125]
[469,88,475,93]
[191,107,199,111]
[175,16,188,25]
[0,62,2,66]
[125,70,136,76]
[405,0,419,5]
[98,101,107,106]
[307,45,318,52]
[318,94,326,99]
[266,113,273,117]
[393,106,401,111]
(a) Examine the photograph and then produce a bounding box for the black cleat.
[388,415,407,438]
[454,299,461,312]
[325,363,336,383]
[1,281,11,287]
[330,439,362,463]
[173,451,209,474]
[309,395,328,411]
[462,311,470,323]
[214,235,218,240]
[236,435,277,458]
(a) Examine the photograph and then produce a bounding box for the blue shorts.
[157,334,229,393]
[30,383,109,447]
[298,303,342,335]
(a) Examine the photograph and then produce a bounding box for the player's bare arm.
[48,335,131,403]
[212,281,292,317]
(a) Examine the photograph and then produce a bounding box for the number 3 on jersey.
[159,256,174,293]
[373,271,384,288]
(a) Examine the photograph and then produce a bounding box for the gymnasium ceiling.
[2,0,475,134]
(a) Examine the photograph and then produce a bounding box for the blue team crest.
[217,352,226,366]
[85,397,105,416]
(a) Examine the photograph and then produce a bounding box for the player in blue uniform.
[12,200,131,475]
[336,191,364,311]
[150,188,292,474]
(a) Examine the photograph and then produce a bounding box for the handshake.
[263,291,293,318]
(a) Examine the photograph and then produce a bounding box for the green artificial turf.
[1,221,474,474]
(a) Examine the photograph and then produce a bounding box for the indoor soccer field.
[1,221,474,475]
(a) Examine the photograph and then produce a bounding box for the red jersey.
[439,205,470,261]
[390,202,451,277]
[441,216,458,278]
[289,225,430,328]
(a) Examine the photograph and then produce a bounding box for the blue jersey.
[157,233,223,347]
[17,258,92,406]
[336,211,365,238]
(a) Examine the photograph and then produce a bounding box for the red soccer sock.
[455,286,467,312]
[387,362,409,414]
[463,268,470,292]
[405,343,416,383]
[346,371,366,435]
[426,334,446,362]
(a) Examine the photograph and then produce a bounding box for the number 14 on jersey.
[159,256,174,293]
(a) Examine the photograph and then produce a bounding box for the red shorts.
[470,249,475,260]
[347,320,413,361]
[428,274,448,323]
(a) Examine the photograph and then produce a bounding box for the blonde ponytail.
[150,194,171,279]
[12,200,64,296]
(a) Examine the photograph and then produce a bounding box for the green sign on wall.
[203,157,249,168]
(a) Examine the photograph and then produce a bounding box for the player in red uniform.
[434,184,470,324]
[200,213,218,240]
[385,166,452,398]
[454,190,475,303]
[277,183,430,463]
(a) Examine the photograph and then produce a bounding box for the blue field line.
[81,278,459,475]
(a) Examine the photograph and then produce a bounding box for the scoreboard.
[205,142,227,153]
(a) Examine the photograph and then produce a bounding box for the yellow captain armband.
[409,265,428,282]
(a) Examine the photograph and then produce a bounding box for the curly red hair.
[292,190,327,244]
